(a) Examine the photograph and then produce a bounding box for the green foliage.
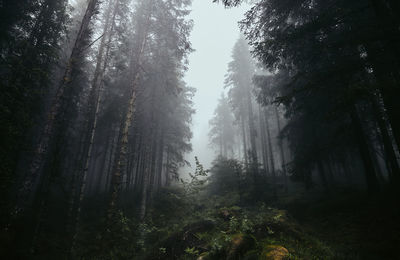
[208,157,244,195]
[181,156,209,197]
[184,247,199,256]
[0,0,70,225]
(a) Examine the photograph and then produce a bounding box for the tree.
[225,37,258,173]
[14,0,100,219]
[209,93,236,157]
[235,0,398,192]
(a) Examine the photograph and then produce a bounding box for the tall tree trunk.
[371,96,400,183]
[246,90,258,175]
[105,125,118,192]
[241,113,248,167]
[219,131,223,157]
[70,0,118,252]
[96,131,113,191]
[350,106,380,194]
[364,6,400,149]
[108,2,152,220]
[264,108,276,198]
[274,105,288,192]
[139,146,150,220]
[258,105,269,175]
[156,135,165,189]
[15,0,100,218]
[165,147,171,186]
[133,134,144,188]
[316,158,329,191]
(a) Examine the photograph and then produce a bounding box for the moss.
[260,245,289,260]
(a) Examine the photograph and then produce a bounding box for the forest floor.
[3,184,400,260]
[280,188,400,260]
[114,186,400,260]
[4,183,399,259]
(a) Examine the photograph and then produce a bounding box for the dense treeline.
[211,0,400,195]
[0,0,194,258]
[209,38,289,195]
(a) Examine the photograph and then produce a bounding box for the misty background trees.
[209,0,400,195]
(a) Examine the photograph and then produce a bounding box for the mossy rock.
[260,245,289,260]
[227,233,256,260]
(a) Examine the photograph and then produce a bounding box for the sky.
[184,1,250,171]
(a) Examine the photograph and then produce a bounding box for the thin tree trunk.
[15,0,100,217]
[264,108,276,198]
[246,90,258,175]
[105,125,118,192]
[371,96,400,183]
[70,0,117,252]
[241,114,248,167]
[258,105,269,175]
[274,106,288,192]
[96,134,112,192]
[156,135,165,189]
[316,158,329,191]
[139,146,150,220]
[350,106,380,194]
[108,2,152,220]
[165,148,171,186]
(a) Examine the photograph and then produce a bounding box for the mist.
[184,1,250,169]
[1,0,399,259]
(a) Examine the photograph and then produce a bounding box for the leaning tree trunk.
[15,0,100,218]
[70,0,118,253]
[364,6,400,149]
[108,2,152,221]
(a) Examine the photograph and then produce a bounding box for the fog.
[2,0,399,258]
[184,1,250,169]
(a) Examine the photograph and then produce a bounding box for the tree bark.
[264,108,277,198]
[139,146,150,220]
[246,89,259,175]
[371,96,400,183]
[350,106,380,194]
[15,0,100,218]
[274,105,288,192]
[258,105,269,175]
[316,158,329,191]
[71,0,117,252]
[108,1,152,220]
[241,112,248,168]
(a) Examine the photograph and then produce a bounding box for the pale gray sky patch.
[184,1,250,171]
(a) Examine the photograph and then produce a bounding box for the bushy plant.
[208,157,244,196]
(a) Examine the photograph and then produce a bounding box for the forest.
[0,0,399,259]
